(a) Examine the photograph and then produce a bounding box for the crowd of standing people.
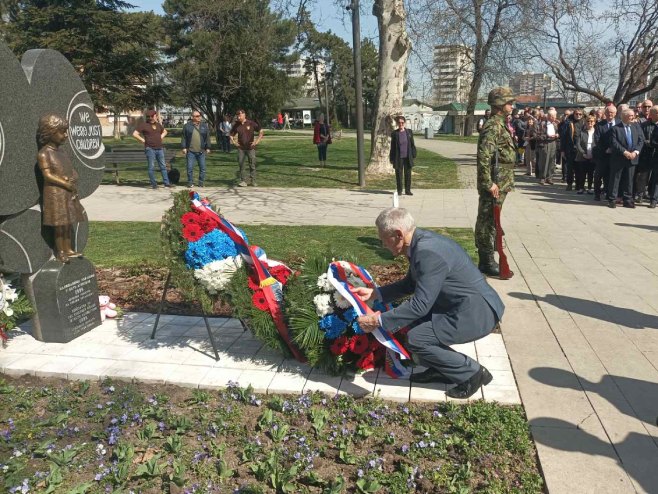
[488,100,658,209]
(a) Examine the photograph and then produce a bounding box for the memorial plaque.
[0,207,89,274]
[22,49,105,200]
[0,43,39,215]
[28,257,101,343]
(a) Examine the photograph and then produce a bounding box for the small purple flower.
[357,469,364,478]
[401,444,409,454]
[158,422,166,432]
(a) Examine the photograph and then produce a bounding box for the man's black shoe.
[405,190,413,196]
[607,201,616,208]
[649,201,657,209]
[410,368,451,384]
[446,366,493,399]
[623,202,635,209]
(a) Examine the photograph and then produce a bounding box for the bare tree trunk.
[113,110,121,140]
[368,0,411,175]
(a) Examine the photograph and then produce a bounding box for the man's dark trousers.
[405,295,497,384]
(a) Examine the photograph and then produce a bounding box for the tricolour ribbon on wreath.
[326,261,411,379]
[190,195,306,362]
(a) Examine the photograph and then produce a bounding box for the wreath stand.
[150,271,220,361]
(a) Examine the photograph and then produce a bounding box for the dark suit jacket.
[389,128,416,169]
[379,228,504,336]
[639,120,658,168]
[610,122,644,168]
[593,118,619,162]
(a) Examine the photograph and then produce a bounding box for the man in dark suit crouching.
[355,207,505,399]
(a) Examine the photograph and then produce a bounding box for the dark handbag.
[167,167,180,184]
[326,134,332,145]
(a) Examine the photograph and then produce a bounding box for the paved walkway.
[4,136,658,492]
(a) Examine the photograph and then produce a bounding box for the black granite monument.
[0,42,104,343]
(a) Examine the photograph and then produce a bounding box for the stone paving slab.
[1,313,520,405]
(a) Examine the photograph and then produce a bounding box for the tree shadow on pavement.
[528,366,658,492]
[509,291,658,329]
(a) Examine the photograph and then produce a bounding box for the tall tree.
[1,1,164,137]
[368,0,411,175]
[163,0,299,129]
[525,0,658,104]
[406,0,522,136]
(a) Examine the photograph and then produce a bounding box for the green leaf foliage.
[2,1,166,113]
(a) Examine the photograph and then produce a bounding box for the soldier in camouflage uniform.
[475,87,516,278]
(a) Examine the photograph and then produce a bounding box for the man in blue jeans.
[132,109,170,189]
[181,111,211,187]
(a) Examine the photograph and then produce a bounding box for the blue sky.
[129,1,379,43]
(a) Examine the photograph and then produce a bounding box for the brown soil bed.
[96,264,407,317]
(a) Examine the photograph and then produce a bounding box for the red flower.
[182,223,204,242]
[252,290,269,311]
[357,352,375,370]
[199,217,219,233]
[368,338,380,353]
[247,272,260,291]
[349,334,370,355]
[181,211,201,226]
[269,265,292,285]
[329,336,349,356]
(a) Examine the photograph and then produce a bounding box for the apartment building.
[432,45,473,106]
[509,72,552,97]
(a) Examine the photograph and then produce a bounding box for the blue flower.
[343,307,358,322]
[319,314,348,339]
[185,230,238,268]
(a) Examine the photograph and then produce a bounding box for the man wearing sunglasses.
[181,111,211,188]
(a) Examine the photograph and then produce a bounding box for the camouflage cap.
[488,87,516,107]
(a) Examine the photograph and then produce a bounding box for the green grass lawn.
[86,222,476,269]
[101,136,459,189]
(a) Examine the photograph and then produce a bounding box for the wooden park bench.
[104,147,179,184]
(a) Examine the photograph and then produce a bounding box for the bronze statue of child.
[37,114,85,263]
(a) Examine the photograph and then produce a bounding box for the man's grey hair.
[618,103,629,112]
[650,105,658,117]
[547,109,557,117]
[375,207,415,234]
[621,108,635,120]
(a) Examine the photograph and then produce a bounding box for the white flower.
[313,293,334,317]
[96,443,106,456]
[0,275,19,317]
[333,291,352,309]
[316,273,335,292]
[194,256,243,294]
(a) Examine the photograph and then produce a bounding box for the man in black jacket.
[607,108,644,208]
[389,116,417,195]
[181,111,212,187]
[635,105,658,208]
[593,105,619,201]
[560,109,584,191]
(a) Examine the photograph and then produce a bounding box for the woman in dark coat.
[389,115,417,195]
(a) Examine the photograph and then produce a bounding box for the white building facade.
[432,45,473,106]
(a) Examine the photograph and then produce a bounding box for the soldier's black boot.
[478,250,500,277]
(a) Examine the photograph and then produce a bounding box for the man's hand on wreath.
[352,287,374,302]
[357,312,380,333]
